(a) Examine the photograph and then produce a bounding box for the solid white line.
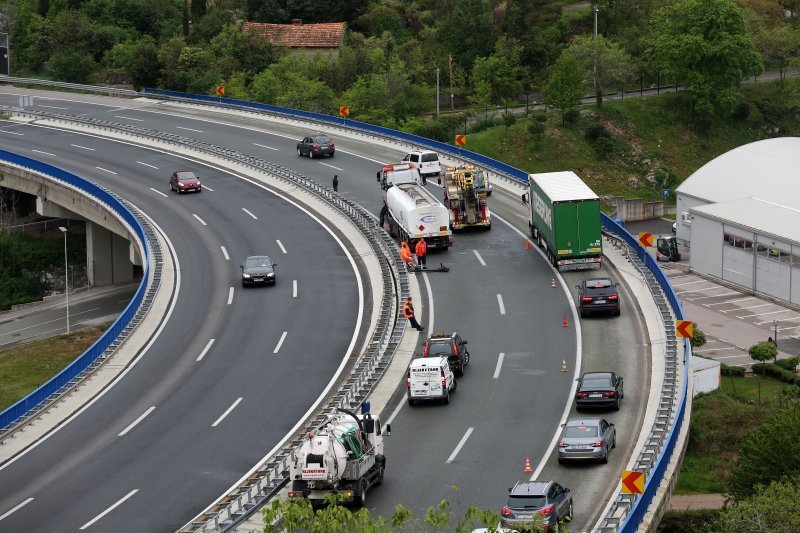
[79,489,138,530]
[117,407,155,437]
[737,309,792,319]
[253,142,279,150]
[715,354,751,360]
[497,294,506,315]
[137,161,158,169]
[212,397,242,427]
[319,162,343,171]
[779,325,800,331]
[273,331,288,354]
[676,286,724,293]
[756,316,800,325]
[473,249,487,266]
[385,395,405,426]
[693,347,737,353]
[0,130,24,136]
[37,104,67,110]
[671,280,705,287]
[203,185,214,192]
[721,303,770,313]
[95,166,117,175]
[220,246,229,261]
[31,149,56,157]
[446,427,474,463]
[196,338,215,362]
[277,239,287,254]
[71,143,95,151]
[0,307,101,339]
[293,280,298,298]
[240,208,257,220]
[227,287,234,305]
[114,115,144,122]
[148,187,168,198]
[493,352,505,379]
[176,126,204,133]
[193,214,207,226]
[423,272,434,330]
[691,291,739,301]
[0,498,34,521]
[705,297,754,306]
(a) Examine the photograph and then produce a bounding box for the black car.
[575,371,624,411]
[577,278,620,317]
[240,255,277,287]
[501,480,573,529]
[296,134,335,158]
[422,332,470,376]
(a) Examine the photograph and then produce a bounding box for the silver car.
[557,418,616,464]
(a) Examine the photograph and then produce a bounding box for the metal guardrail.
[0,75,138,97]
[0,149,159,436]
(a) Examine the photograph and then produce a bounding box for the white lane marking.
[737,309,793,319]
[319,162,343,171]
[253,142,279,150]
[423,271,434,330]
[721,303,770,313]
[715,354,751,360]
[114,115,144,122]
[227,287,234,305]
[203,185,214,192]
[70,143,95,151]
[691,291,739,301]
[95,166,117,175]
[693,347,737,353]
[31,149,56,157]
[37,104,67,110]
[293,280,298,298]
[220,246,230,261]
[176,126,205,133]
[196,339,215,362]
[148,187,168,198]
[137,161,158,169]
[676,286,724,293]
[117,406,156,437]
[493,352,505,379]
[386,394,405,426]
[0,498,34,521]
[0,130,24,136]
[335,149,387,165]
[756,317,800,325]
[778,325,800,331]
[193,214,207,226]
[79,489,139,530]
[473,249,487,266]
[446,427,474,463]
[212,397,243,427]
[671,280,706,287]
[706,297,755,306]
[0,307,101,339]
[242,207,258,220]
[497,294,506,315]
[276,240,287,254]
[273,331,288,354]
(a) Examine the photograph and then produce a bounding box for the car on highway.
[576,277,620,317]
[407,356,456,406]
[422,332,470,376]
[296,133,335,158]
[501,480,573,530]
[402,149,440,184]
[169,170,202,193]
[240,255,277,287]
[557,418,616,464]
[575,371,624,411]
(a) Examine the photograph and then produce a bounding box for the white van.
[407,356,456,406]
[402,150,441,184]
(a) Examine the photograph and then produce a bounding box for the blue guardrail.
[0,149,150,431]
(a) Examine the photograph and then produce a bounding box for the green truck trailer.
[527,171,603,271]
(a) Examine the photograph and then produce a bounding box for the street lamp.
[59,226,70,334]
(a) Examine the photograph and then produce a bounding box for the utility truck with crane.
[442,165,491,230]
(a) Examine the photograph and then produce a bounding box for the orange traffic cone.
[525,240,531,251]
[561,359,568,372]
[563,315,568,327]
[551,278,556,288]
[524,457,533,473]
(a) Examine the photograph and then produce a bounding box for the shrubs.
[775,356,800,371]
[527,120,545,138]
[563,108,580,125]
[750,363,800,386]
[721,363,745,377]
[585,123,610,141]
[731,102,750,120]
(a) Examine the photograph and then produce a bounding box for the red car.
[170,170,202,194]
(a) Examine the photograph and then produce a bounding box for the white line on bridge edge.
[253,143,279,150]
[176,126,204,133]
[220,246,230,261]
[472,249,487,266]
[0,497,34,521]
[227,287,234,305]
[31,149,56,157]
[273,331,288,354]
[148,188,168,198]
[196,339,215,362]
[95,166,117,175]
[0,130,23,136]
[79,489,138,530]
[117,407,156,437]
[277,240,287,254]
[70,144,94,151]
[493,353,505,379]
[293,280,298,298]
[193,214,207,226]
[446,427,474,463]
[242,207,258,220]
[212,397,243,427]
[137,161,158,169]
[497,294,506,315]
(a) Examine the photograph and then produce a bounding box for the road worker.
[415,238,427,268]
[403,296,424,331]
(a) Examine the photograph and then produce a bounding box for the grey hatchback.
[240,255,276,287]
[558,418,616,464]
[501,480,573,529]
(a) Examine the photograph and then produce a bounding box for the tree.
[729,407,800,500]
[754,25,800,90]
[434,0,495,71]
[565,35,632,107]
[648,0,763,124]
[715,477,800,532]
[190,0,206,23]
[749,341,778,368]
[471,36,525,104]
[544,52,585,125]
[689,324,707,349]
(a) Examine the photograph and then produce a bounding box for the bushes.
[721,364,745,377]
[775,356,800,371]
[750,363,800,385]
[585,123,610,141]
[563,108,580,125]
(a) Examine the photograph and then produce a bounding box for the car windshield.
[585,279,612,289]
[314,136,331,144]
[507,495,546,509]
[427,342,451,355]
[176,172,196,180]
[582,377,613,388]
[421,153,438,162]
[565,425,598,438]
[246,258,270,268]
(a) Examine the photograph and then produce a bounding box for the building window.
[724,233,753,252]
[755,239,792,264]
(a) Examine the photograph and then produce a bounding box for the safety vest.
[403,302,414,318]
[415,240,427,257]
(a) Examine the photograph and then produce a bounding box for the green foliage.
[565,34,633,107]
[502,112,516,129]
[563,109,580,126]
[750,363,800,386]
[690,325,707,349]
[749,341,779,365]
[731,102,750,121]
[593,136,615,159]
[403,114,466,143]
[714,477,800,532]
[48,51,97,83]
[544,52,585,124]
[720,364,745,377]
[585,123,610,141]
[527,120,545,139]
[775,356,800,372]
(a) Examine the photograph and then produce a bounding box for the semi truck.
[442,165,491,230]
[287,407,388,507]
[379,163,453,249]
[527,171,603,271]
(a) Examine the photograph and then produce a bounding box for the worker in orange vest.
[399,241,414,268]
[414,238,427,269]
[403,296,424,331]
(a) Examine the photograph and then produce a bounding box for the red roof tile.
[243,21,345,48]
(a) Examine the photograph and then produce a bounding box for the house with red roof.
[243,19,345,58]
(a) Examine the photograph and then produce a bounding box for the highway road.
[0,89,649,531]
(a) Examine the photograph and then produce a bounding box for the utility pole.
[448,54,455,110]
[593,3,599,97]
[436,67,440,115]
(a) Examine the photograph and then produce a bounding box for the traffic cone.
[524,457,533,473]
[525,240,531,251]
[561,359,568,372]
[551,278,556,288]
[563,315,568,327]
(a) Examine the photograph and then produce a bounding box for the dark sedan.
[575,371,624,411]
[577,278,620,317]
[296,134,335,158]
[240,255,277,287]
[169,170,202,194]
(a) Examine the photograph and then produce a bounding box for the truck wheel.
[451,379,458,392]
[376,466,385,486]
[443,392,450,405]
[353,478,367,507]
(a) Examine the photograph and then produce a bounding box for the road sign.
[677,320,694,339]
[621,470,645,494]
[638,232,653,247]
[215,86,225,97]
[339,106,350,117]
[663,188,670,198]
[455,134,466,146]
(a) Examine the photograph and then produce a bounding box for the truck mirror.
[385,423,391,436]
[363,418,375,434]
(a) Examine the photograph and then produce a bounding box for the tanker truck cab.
[407,356,457,406]
[378,163,423,191]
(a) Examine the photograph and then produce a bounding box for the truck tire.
[408,397,416,407]
[353,478,367,507]
[443,391,450,405]
[451,379,458,392]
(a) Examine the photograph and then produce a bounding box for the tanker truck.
[287,407,389,507]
